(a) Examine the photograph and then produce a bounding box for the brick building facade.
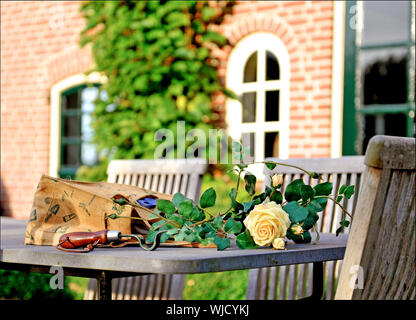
[2,1,414,219]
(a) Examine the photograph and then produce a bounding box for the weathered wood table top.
[0,217,348,274]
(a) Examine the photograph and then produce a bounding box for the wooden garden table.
[0,216,348,300]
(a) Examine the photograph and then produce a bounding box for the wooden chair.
[335,135,415,299]
[83,158,208,300]
[246,156,365,300]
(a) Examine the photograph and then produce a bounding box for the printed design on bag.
[112,203,125,216]
[78,202,91,216]
[54,225,69,233]
[25,230,34,241]
[29,209,37,222]
[61,190,74,202]
[45,204,60,223]
[88,195,96,206]
[62,213,76,223]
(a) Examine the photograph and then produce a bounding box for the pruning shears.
[56,229,165,253]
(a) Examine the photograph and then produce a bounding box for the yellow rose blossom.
[243,201,291,247]
[272,237,285,250]
[271,174,284,187]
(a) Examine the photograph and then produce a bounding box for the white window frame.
[49,72,107,177]
[225,32,290,178]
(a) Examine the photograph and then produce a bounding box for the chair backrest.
[246,156,365,300]
[335,135,415,300]
[84,158,208,300]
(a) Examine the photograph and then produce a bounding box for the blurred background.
[1,0,414,300]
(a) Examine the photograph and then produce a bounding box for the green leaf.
[203,223,216,234]
[178,200,194,218]
[270,190,283,204]
[172,193,186,207]
[265,163,276,170]
[344,185,355,199]
[201,6,217,21]
[336,219,351,236]
[310,198,327,212]
[283,201,309,223]
[244,173,257,196]
[199,187,216,208]
[336,195,344,202]
[339,184,348,194]
[156,199,176,215]
[212,215,223,230]
[113,198,128,206]
[190,207,204,221]
[302,206,319,230]
[170,214,185,227]
[106,213,118,219]
[284,179,305,202]
[229,188,243,211]
[214,236,230,251]
[313,182,333,196]
[292,230,312,244]
[242,200,255,212]
[160,229,179,243]
[311,172,322,179]
[300,185,315,202]
[184,232,197,243]
[224,218,243,234]
[236,230,258,249]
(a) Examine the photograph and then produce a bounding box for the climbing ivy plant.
[77,1,235,181]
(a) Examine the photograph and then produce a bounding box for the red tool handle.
[57,230,108,252]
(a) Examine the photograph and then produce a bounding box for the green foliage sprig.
[79,0,236,166]
[107,143,355,250]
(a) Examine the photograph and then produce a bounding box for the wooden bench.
[246,156,365,300]
[335,135,415,299]
[83,158,208,300]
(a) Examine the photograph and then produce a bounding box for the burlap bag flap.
[25,175,172,246]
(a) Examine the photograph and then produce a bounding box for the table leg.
[97,271,112,300]
[300,261,324,300]
[310,261,324,300]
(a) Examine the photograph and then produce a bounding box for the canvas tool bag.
[25,175,177,247]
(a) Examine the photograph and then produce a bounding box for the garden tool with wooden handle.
[56,229,164,253]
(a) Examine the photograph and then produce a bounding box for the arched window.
[226,32,290,177]
[49,73,106,178]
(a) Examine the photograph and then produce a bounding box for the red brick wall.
[1,1,92,219]
[1,1,334,219]
[215,0,334,158]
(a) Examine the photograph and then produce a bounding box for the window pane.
[81,114,93,137]
[265,132,279,158]
[81,87,98,113]
[241,132,255,158]
[62,91,80,110]
[360,47,408,105]
[362,113,407,152]
[62,144,79,166]
[385,113,407,136]
[265,90,279,121]
[81,142,98,166]
[266,51,280,80]
[362,1,410,46]
[63,116,79,137]
[241,92,256,123]
[244,51,257,83]
[82,87,99,102]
